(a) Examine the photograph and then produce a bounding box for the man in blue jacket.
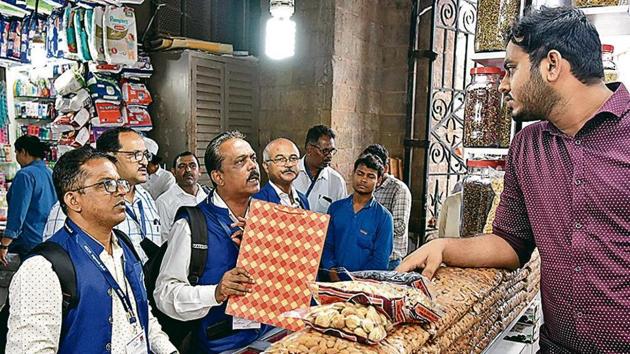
[155,131,270,353]
[7,146,176,353]
[254,138,309,210]
[322,154,393,272]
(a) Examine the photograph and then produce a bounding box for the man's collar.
[299,157,329,181]
[175,183,202,197]
[543,82,629,136]
[268,181,299,201]
[211,190,249,221]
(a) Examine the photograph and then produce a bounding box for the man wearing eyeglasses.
[42,127,163,263]
[293,125,347,214]
[254,138,309,209]
[7,146,176,354]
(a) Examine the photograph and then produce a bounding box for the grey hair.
[204,131,246,187]
[262,138,299,162]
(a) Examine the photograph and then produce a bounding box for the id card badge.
[126,331,148,354]
[233,316,261,330]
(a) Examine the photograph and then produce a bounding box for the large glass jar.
[475,0,520,52]
[576,0,620,7]
[463,67,510,148]
[602,44,618,83]
[460,159,505,237]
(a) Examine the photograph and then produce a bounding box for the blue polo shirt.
[322,195,393,271]
[5,159,56,256]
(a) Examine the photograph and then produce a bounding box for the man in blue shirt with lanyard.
[7,147,176,353]
[322,154,394,272]
[155,131,270,353]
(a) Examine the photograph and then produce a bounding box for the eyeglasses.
[265,155,300,165]
[115,150,152,162]
[71,179,131,194]
[309,144,337,156]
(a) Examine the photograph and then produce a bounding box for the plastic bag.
[290,303,393,345]
[122,81,152,105]
[88,6,105,61]
[103,6,137,65]
[64,5,78,59]
[55,88,91,113]
[54,67,86,96]
[123,105,152,131]
[74,8,91,61]
[311,281,443,326]
[350,270,435,299]
[94,100,124,126]
[87,71,122,101]
[0,16,9,58]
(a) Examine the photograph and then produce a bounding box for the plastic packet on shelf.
[87,72,122,102]
[311,281,443,326]
[54,67,86,96]
[123,105,152,131]
[350,270,435,300]
[55,88,91,113]
[122,81,152,106]
[94,101,124,126]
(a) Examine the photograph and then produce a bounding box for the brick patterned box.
[226,200,330,331]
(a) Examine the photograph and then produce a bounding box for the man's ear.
[211,170,224,187]
[543,50,563,83]
[63,192,82,213]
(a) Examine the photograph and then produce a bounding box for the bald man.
[253,138,310,209]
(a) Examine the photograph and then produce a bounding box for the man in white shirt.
[156,151,208,243]
[143,154,176,201]
[7,146,176,354]
[42,128,163,263]
[154,131,269,353]
[253,138,309,209]
[293,125,347,213]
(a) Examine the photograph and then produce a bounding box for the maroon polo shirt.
[493,83,630,353]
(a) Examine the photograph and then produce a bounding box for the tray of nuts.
[300,303,393,344]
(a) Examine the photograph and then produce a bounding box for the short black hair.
[173,151,200,169]
[14,135,50,159]
[507,6,603,84]
[53,146,117,212]
[96,127,138,153]
[149,154,163,165]
[361,144,389,166]
[354,153,384,177]
[305,125,336,148]
[204,131,245,187]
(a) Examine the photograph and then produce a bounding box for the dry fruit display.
[460,159,505,237]
[463,67,510,147]
[301,303,393,344]
[311,280,443,325]
[474,0,520,52]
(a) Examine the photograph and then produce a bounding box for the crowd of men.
[2,124,412,353]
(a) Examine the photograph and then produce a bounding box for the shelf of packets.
[14,56,153,156]
[264,250,541,354]
[0,3,140,67]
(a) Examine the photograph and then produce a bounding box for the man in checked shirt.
[399,7,629,353]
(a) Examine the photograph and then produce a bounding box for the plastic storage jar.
[463,67,510,148]
[474,0,520,52]
[460,159,505,237]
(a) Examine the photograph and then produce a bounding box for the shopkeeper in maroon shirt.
[398,7,629,353]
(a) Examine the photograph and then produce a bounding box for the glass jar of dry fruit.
[463,67,508,148]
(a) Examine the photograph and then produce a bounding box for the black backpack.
[143,206,209,348]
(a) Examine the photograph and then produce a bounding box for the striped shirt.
[43,185,161,264]
[374,174,411,260]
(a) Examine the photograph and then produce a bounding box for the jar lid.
[602,44,614,53]
[467,159,499,168]
[470,67,504,75]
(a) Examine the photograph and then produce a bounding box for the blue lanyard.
[70,224,138,325]
[125,199,147,238]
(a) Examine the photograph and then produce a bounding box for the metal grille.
[154,0,183,36]
[423,0,477,237]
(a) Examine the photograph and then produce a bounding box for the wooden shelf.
[582,5,630,37]
[471,51,506,68]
